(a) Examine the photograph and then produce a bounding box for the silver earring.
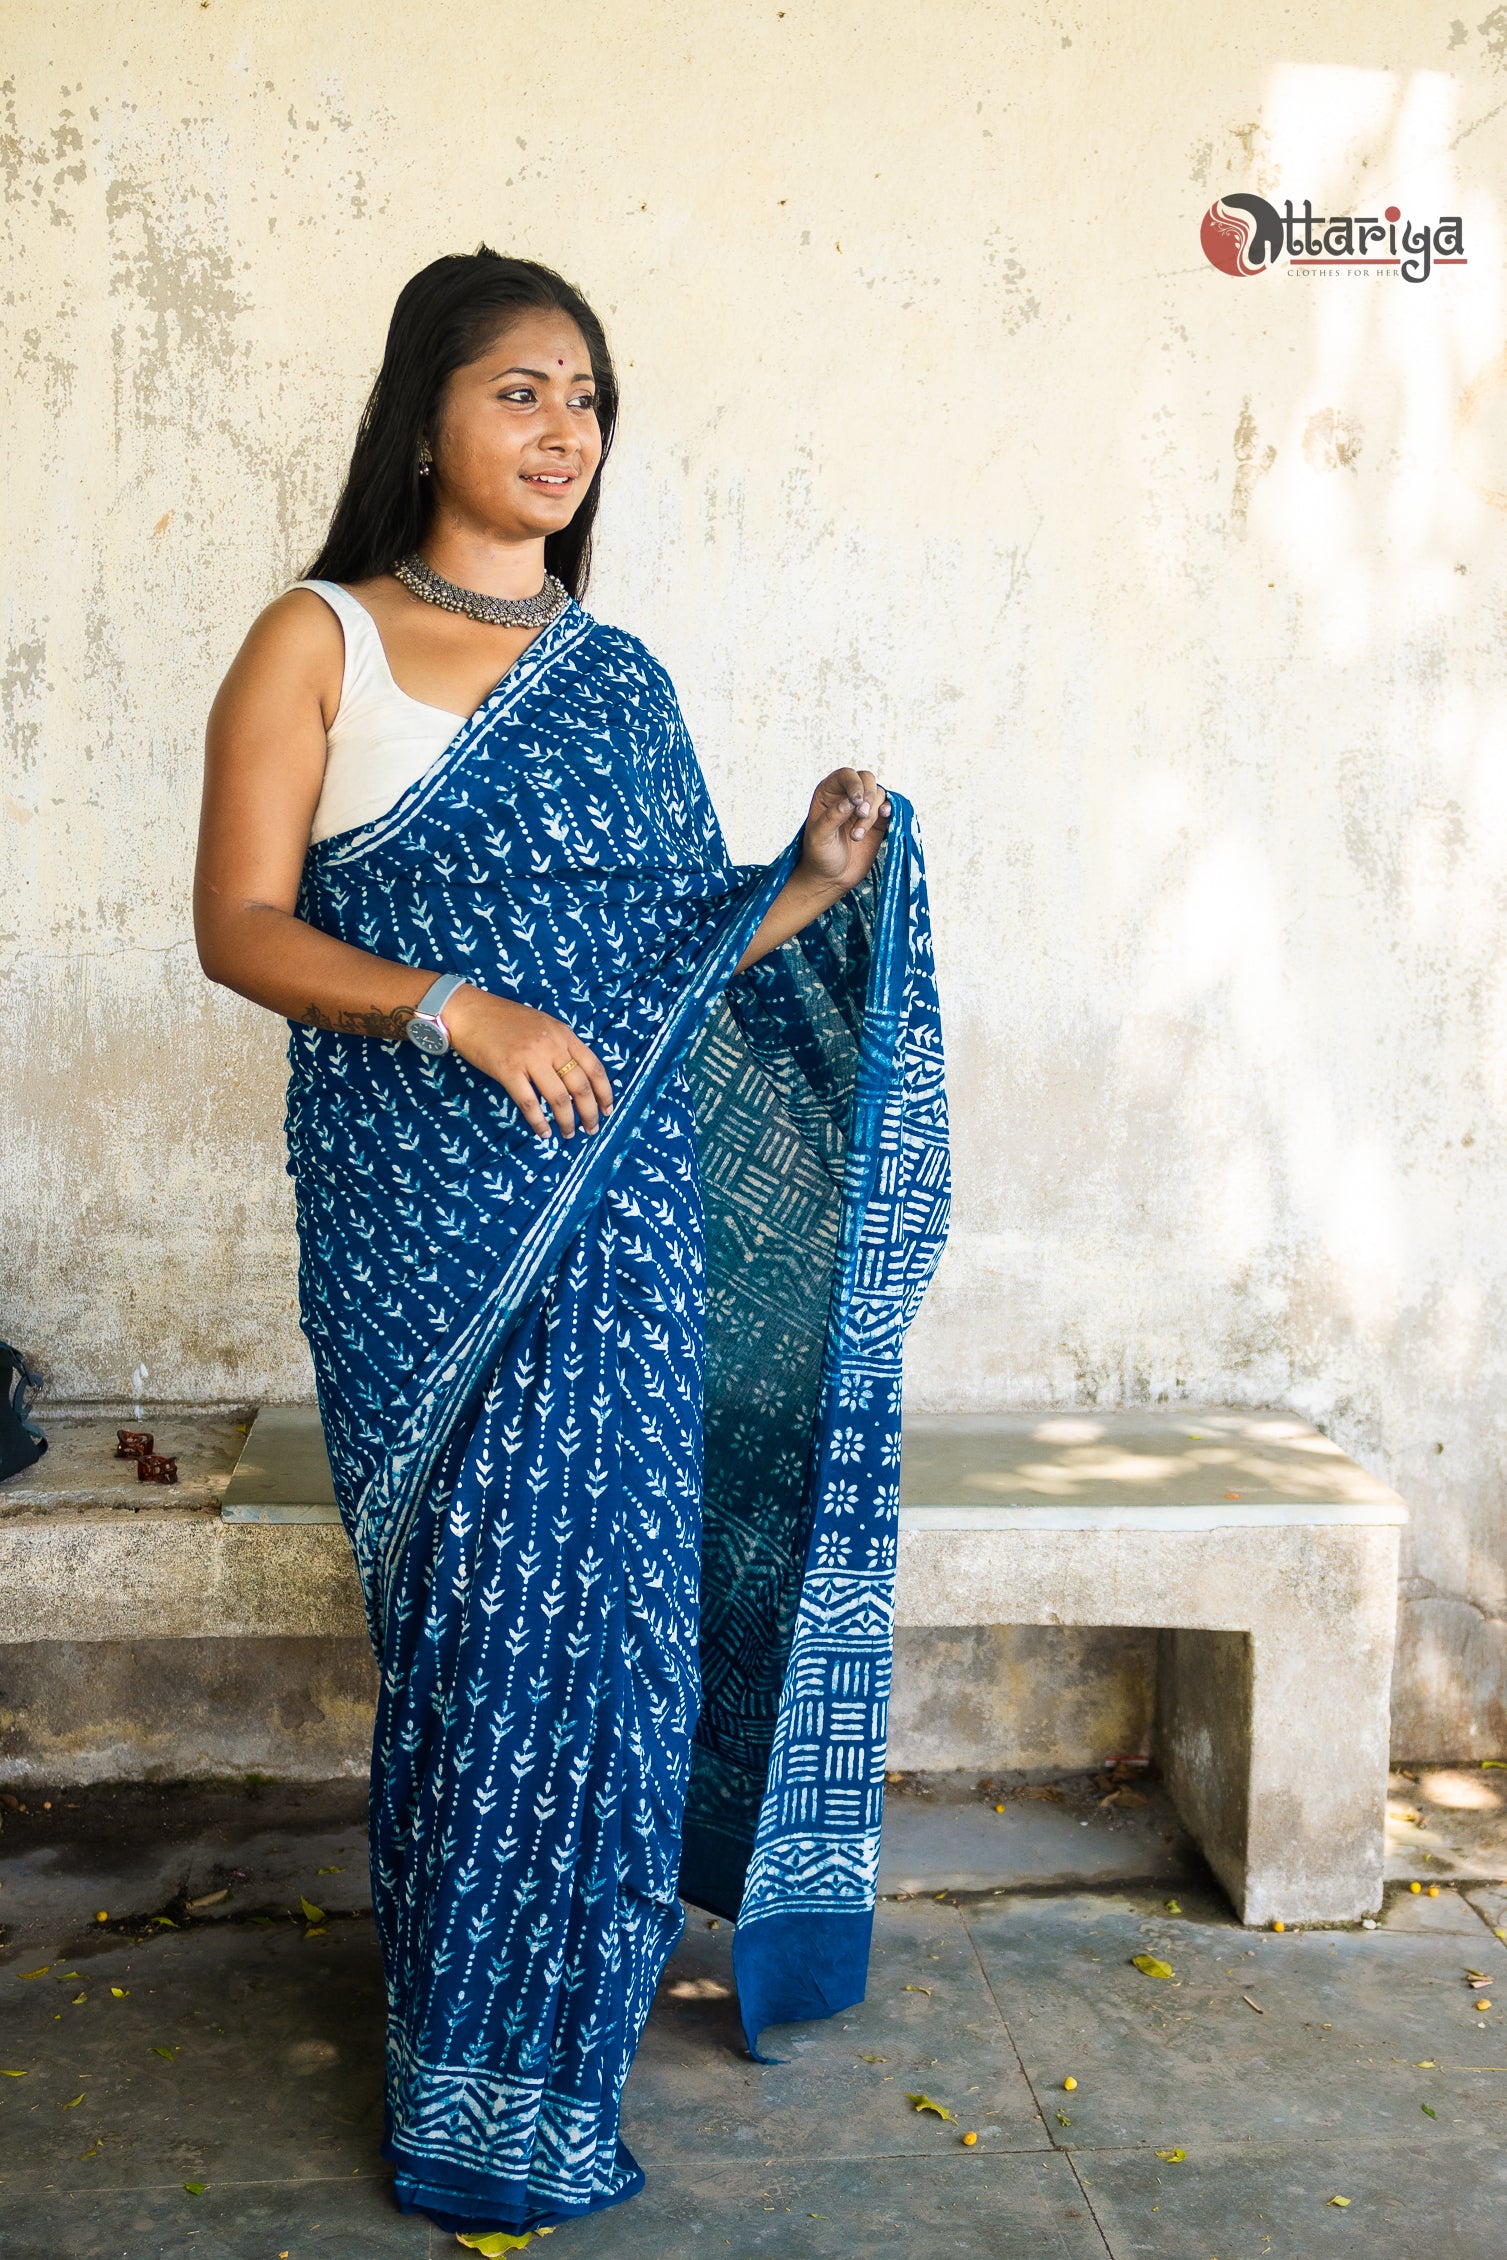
[417,439,433,476]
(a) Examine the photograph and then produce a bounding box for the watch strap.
[412,973,468,1024]
[404,972,469,1053]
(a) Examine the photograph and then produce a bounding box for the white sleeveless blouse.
[295,579,465,845]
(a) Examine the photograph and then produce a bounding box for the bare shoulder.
[240,585,344,674]
[212,586,344,730]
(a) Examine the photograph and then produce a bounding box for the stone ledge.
[1,1405,252,1522]
[899,1407,1407,1512]
[0,1519,368,1643]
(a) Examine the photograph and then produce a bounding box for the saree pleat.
[285,602,948,2232]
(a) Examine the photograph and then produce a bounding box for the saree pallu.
[285,602,949,2237]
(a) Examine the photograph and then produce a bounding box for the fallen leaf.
[185,1889,228,1912]
[1328,2195,1351,2207]
[184,2181,206,2196]
[903,1984,932,1995]
[1415,2060,1436,2068]
[316,1865,344,1875]
[1155,2148,1186,2163]
[1056,2110,1071,2126]
[1483,1761,1506,1769]
[1132,1956,1175,1980]
[151,2046,176,2061]
[857,2054,888,2063]
[1114,1788,1149,1807]
[906,2091,955,2120]
[1,2070,28,2078]
[79,2140,103,2160]
[110,1988,129,1999]
[1422,2103,1437,2118]
[304,1926,329,1939]
[71,1993,87,2006]
[300,1896,326,1924]
[1242,1995,1265,2014]
[61,2094,84,2110]
[1165,1901,1182,1915]
[152,1916,178,1929]
[17,1968,49,1981]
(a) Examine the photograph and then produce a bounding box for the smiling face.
[427,307,603,546]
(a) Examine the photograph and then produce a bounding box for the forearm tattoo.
[302,1001,413,1040]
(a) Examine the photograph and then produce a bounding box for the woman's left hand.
[798,768,892,894]
[735,768,895,972]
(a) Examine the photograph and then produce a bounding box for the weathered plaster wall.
[5,1,1507,1758]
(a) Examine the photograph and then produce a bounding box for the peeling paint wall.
[5,2,1507,1759]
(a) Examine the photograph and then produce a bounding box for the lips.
[522,471,575,487]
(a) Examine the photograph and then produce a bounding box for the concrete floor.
[3,1775,1507,2259]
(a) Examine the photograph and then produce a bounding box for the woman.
[196,249,948,2251]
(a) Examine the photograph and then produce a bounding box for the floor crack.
[957,1905,1116,2255]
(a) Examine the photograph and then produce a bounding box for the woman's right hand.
[443,987,614,1139]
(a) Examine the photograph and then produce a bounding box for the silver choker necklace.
[392,552,570,630]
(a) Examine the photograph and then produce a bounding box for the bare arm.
[193,591,614,1138]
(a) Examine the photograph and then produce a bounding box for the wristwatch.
[404,973,470,1056]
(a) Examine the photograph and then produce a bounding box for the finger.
[851,769,883,838]
[812,768,861,819]
[565,1040,614,1118]
[810,770,867,846]
[533,1066,581,1139]
[555,1056,601,1136]
[500,1069,554,1140]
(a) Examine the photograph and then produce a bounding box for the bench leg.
[1158,1620,1389,1926]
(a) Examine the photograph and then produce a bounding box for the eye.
[570,392,597,413]
[499,385,537,404]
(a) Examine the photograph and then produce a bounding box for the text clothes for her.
[284,599,950,2237]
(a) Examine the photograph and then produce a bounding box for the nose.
[537,394,577,454]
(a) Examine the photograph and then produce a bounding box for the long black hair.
[303,248,618,599]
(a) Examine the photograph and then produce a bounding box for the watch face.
[408,1017,447,1056]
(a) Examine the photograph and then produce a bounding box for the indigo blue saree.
[285,601,949,2238]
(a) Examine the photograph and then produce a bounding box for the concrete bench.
[1,1403,1404,1926]
[896,1410,1405,1926]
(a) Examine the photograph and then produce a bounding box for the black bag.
[0,1340,47,1483]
